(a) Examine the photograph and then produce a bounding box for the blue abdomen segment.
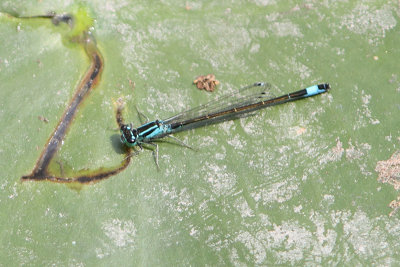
[288,83,330,100]
[305,83,330,97]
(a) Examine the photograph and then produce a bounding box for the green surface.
[1,0,400,265]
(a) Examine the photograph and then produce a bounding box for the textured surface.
[0,0,400,265]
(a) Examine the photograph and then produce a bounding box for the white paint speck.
[102,219,137,248]
[294,205,303,213]
[269,21,303,37]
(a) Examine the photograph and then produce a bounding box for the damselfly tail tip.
[318,83,331,92]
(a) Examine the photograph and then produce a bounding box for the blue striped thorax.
[120,120,173,147]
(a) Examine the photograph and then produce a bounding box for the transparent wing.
[163,82,273,125]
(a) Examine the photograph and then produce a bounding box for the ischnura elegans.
[120,82,330,167]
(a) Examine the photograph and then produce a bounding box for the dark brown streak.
[20,14,132,184]
[21,32,102,180]
[22,101,131,184]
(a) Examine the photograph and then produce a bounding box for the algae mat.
[0,0,399,265]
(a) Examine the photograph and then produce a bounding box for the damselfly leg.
[145,142,160,170]
[135,106,150,124]
[165,135,195,150]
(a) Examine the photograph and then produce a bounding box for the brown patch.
[376,151,400,216]
[193,74,219,92]
[129,79,135,92]
[38,115,49,123]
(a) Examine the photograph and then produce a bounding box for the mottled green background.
[1,0,399,265]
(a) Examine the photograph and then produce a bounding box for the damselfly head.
[120,124,138,146]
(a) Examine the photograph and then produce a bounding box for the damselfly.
[120,82,330,166]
